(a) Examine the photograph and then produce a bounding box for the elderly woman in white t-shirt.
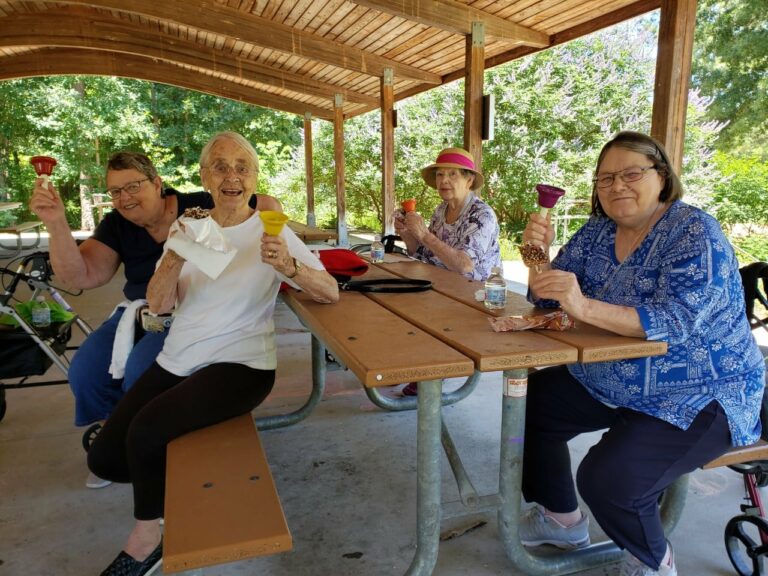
[87,131,339,576]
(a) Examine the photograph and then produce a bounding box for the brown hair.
[106,151,158,181]
[590,131,684,217]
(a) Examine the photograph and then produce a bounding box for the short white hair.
[199,131,260,173]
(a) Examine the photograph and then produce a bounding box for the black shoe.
[100,541,162,576]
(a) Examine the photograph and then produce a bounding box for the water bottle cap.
[36,295,46,302]
[374,234,382,241]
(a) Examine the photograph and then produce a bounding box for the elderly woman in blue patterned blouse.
[518,131,764,576]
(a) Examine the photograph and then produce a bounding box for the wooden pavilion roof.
[0,0,661,121]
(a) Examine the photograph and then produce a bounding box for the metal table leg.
[256,335,327,430]
[497,368,690,575]
[364,370,480,412]
[404,379,443,576]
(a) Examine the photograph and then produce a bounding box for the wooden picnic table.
[281,257,672,575]
[0,201,21,212]
[287,220,337,243]
[1,202,43,256]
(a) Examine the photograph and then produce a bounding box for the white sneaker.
[85,471,112,489]
[619,542,677,576]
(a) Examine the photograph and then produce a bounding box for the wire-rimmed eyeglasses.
[593,166,656,189]
[106,178,150,201]
[205,162,255,178]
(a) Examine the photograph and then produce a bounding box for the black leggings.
[88,362,274,520]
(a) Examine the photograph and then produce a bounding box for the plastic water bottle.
[370,234,385,263]
[31,296,51,327]
[484,266,507,310]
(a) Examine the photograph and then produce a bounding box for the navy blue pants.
[522,365,732,568]
[88,362,274,520]
[69,308,168,426]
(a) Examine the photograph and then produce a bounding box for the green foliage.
[0,77,302,228]
[711,152,768,228]
[732,235,768,263]
[692,0,768,155]
[499,237,521,261]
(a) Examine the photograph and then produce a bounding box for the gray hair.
[591,131,684,217]
[199,131,260,174]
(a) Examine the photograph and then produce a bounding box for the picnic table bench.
[163,413,292,574]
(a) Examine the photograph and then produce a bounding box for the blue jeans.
[68,308,168,426]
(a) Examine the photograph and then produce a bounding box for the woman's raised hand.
[30,177,67,225]
[402,211,429,242]
[260,233,293,275]
[522,212,555,250]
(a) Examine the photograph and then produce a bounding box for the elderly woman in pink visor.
[394,147,501,395]
[395,146,501,280]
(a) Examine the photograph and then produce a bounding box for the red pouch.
[317,249,369,282]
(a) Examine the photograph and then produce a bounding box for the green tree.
[0,77,303,228]
[692,0,768,155]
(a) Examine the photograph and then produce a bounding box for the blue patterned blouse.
[534,201,765,446]
[414,195,502,281]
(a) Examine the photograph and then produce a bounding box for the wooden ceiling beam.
[55,0,442,84]
[0,13,379,106]
[352,0,549,47]
[346,0,661,119]
[0,48,336,120]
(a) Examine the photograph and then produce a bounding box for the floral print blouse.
[534,201,765,446]
[414,195,502,281]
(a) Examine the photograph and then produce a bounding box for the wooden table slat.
[282,290,474,386]
[360,272,575,371]
[372,258,667,364]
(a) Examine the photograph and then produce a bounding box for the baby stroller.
[0,251,92,422]
[725,261,768,576]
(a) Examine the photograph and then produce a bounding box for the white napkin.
[164,217,237,279]
[108,299,147,379]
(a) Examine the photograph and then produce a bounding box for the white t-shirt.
[156,211,324,376]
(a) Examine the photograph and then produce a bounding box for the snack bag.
[488,310,574,332]
[164,208,237,279]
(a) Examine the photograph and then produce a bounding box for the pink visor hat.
[421,147,484,191]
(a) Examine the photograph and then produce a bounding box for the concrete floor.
[0,247,764,575]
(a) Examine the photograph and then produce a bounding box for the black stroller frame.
[0,251,92,422]
[725,262,768,576]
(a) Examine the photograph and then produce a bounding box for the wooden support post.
[651,0,697,173]
[333,94,348,247]
[463,21,485,174]
[381,68,395,236]
[304,112,316,227]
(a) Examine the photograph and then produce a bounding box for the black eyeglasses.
[593,166,656,189]
[106,178,150,200]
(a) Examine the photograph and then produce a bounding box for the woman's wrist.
[420,231,436,248]
[165,249,185,265]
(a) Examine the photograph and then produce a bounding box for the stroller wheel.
[82,422,102,452]
[0,387,6,422]
[725,513,768,576]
